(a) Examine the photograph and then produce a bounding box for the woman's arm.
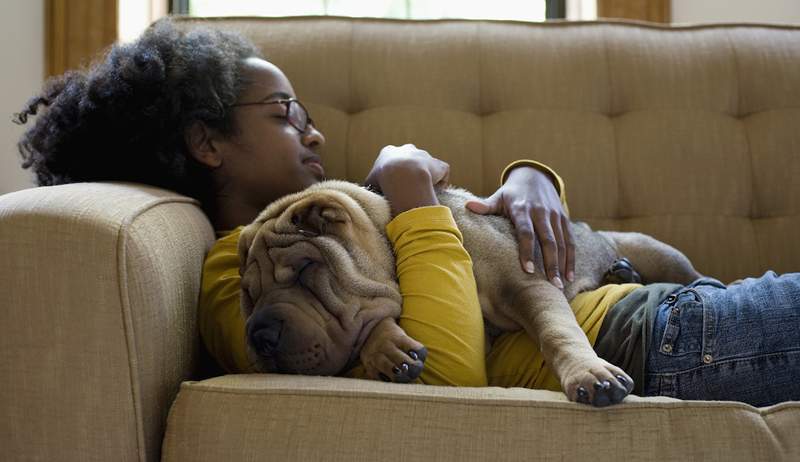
[197,228,255,374]
[361,144,487,386]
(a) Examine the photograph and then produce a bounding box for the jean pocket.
[657,297,704,357]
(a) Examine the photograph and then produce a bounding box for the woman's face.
[217,57,326,210]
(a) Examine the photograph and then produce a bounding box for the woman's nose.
[303,124,325,148]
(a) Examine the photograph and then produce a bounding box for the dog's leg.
[359,318,428,383]
[512,280,633,406]
[600,231,702,285]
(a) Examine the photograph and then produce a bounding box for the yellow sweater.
[198,161,642,389]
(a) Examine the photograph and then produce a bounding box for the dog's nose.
[248,311,284,355]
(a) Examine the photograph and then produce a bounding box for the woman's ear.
[185,121,223,168]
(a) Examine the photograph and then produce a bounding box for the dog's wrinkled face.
[238,181,402,375]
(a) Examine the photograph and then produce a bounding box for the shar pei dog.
[238,180,701,406]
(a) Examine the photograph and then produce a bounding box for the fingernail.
[400,363,409,372]
[392,366,401,375]
[567,271,575,282]
[552,276,564,289]
[408,350,419,361]
[379,373,391,382]
[616,375,627,385]
[525,261,535,273]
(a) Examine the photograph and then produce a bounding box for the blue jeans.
[644,271,800,407]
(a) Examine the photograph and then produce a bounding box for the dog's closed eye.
[297,259,313,280]
[292,213,320,237]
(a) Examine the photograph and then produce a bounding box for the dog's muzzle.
[247,307,284,357]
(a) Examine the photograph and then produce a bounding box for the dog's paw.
[562,358,634,407]
[360,318,427,384]
[603,257,642,285]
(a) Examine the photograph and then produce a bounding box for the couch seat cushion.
[162,374,800,461]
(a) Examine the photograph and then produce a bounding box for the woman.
[16,19,799,408]
[13,19,582,389]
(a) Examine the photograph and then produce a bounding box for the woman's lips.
[304,159,325,178]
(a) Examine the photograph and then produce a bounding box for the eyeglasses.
[230,98,315,134]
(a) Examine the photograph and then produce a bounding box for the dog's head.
[237,180,402,375]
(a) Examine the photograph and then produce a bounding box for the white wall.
[673,0,800,25]
[0,0,43,195]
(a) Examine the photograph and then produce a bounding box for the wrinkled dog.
[238,180,701,406]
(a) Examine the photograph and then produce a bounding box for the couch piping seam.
[180,15,800,32]
[177,384,797,416]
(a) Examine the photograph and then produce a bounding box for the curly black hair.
[14,18,262,204]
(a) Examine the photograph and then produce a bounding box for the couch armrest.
[0,182,215,462]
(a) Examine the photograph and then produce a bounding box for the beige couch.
[2,16,799,461]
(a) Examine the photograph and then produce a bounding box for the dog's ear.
[288,194,352,237]
[238,221,259,271]
[238,221,265,319]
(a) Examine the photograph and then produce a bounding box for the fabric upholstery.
[0,183,215,461]
[163,374,800,461]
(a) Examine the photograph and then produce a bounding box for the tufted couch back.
[185,17,800,282]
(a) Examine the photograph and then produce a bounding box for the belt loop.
[687,286,716,363]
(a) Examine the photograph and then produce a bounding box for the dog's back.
[303,181,624,332]
[437,187,619,331]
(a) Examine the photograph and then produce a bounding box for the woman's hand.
[364,144,450,217]
[466,166,575,289]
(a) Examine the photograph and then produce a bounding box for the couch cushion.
[163,374,800,461]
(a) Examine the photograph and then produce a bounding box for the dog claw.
[413,347,428,363]
[593,381,610,391]
[572,372,632,406]
[576,386,590,404]
[616,375,633,394]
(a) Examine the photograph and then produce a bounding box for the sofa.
[2,16,799,461]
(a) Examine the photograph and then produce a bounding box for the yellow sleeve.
[500,159,570,217]
[198,227,255,374]
[384,206,487,387]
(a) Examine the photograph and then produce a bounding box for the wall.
[0,0,43,195]
[673,0,800,25]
